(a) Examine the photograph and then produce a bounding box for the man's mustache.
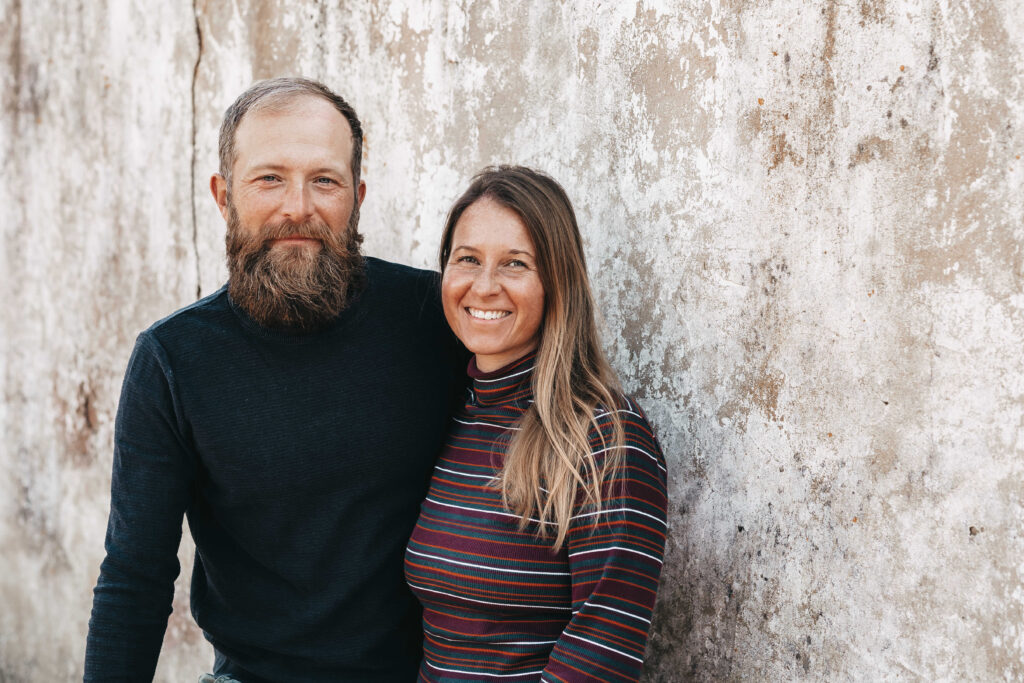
[257,218,335,244]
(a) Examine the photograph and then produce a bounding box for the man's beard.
[226,201,366,332]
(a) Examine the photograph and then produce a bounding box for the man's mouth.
[467,307,511,320]
[271,236,321,246]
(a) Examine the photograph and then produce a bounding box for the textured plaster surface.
[2,1,1022,680]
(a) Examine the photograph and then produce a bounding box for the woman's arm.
[540,399,669,682]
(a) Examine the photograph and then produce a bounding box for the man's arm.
[85,331,197,681]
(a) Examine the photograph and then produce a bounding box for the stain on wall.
[1,0,1022,680]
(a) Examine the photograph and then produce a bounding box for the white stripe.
[585,602,652,625]
[568,545,664,564]
[593,407,644,420]
[561,632,644,664]
[410,583,572,611]
[429,473,544,494]
[424,498,552,525]
[590,444,668,474]
[426,661,543,678]
[570,506,667,528]
[407,548,570,576]
[430,632,557,646]
[473,366,533,383]
[452,417,521,431]
[434,465,496,480]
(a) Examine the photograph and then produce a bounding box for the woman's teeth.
[468,308,510,320]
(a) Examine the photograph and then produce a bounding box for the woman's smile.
[466,307,512,320]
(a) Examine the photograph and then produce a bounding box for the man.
[85,78,462,682]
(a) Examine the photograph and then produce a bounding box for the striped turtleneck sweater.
[404,353,668,682]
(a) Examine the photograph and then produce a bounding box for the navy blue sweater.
[86,257,464,682]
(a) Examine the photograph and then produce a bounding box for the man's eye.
[315,177,336,185]
[259,175,279,182]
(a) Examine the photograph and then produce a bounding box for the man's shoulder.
[141,285,232,345]
[365,256,439,286]
[364,256,441,306]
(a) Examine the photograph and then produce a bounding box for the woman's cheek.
[440,273,464,337]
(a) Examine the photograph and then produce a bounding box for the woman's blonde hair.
[439,165,626,550]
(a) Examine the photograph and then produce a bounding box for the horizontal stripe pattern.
[405,354,668,682]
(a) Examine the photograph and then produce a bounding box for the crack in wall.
[189,1,204,300]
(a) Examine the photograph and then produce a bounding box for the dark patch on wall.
[745,367,786,422]
[741,105,762,146]
[848,135,892,167]
[248,0,306,80]
[819,3,838,114]
[728,256,792,426]
[858,0,887,24]
[55,378,100,468]
[619,247,663,365]
[646,555,742,681]
[6,0,48,128]
[628,7,715,153]
[4,0,23,120]
[768,132,805,171]
[927,43,939,72]
[14,448,62,554]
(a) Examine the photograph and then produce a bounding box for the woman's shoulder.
[589,393,659,443]
[587,394,666,477]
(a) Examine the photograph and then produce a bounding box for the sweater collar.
[467,352,536,407]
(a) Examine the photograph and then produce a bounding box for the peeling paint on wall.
[2,1,1023,680]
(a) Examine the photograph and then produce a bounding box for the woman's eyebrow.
[450,246,534,257]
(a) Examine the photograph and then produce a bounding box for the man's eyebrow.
[246,163,348,176]
[309,166,347,176]
[246,163,288,173]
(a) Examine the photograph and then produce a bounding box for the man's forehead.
[232,97,354,168]
[239,94,351,133]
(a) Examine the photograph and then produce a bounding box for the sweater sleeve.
[540,400,668,683]
[85,332,197,682]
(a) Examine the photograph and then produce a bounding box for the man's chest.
[178,340,454,502]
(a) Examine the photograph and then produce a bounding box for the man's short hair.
[218,77,363,189]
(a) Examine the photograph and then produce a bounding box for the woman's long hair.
[439,165,626,550]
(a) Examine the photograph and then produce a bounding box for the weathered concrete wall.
[2,0,1022,680]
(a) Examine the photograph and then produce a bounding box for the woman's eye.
[455,255,479,265]
[507,259,527,268]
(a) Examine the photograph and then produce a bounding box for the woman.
[405,166,668,682]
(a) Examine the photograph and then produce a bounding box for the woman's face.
[442,198,546,373]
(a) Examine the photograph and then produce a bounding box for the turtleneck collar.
[467,352,536,407]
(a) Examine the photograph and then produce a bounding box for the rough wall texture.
[2,0,1022,680]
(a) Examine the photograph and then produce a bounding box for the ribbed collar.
[467,352,536,407]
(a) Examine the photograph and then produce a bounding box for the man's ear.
[210,174,229,221]
[357,180,366,207]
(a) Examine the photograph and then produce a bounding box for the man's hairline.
[223,93,359,195]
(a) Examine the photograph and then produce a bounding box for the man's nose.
[281,182,313,221]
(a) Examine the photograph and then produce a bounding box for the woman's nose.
[471,268,502,296]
